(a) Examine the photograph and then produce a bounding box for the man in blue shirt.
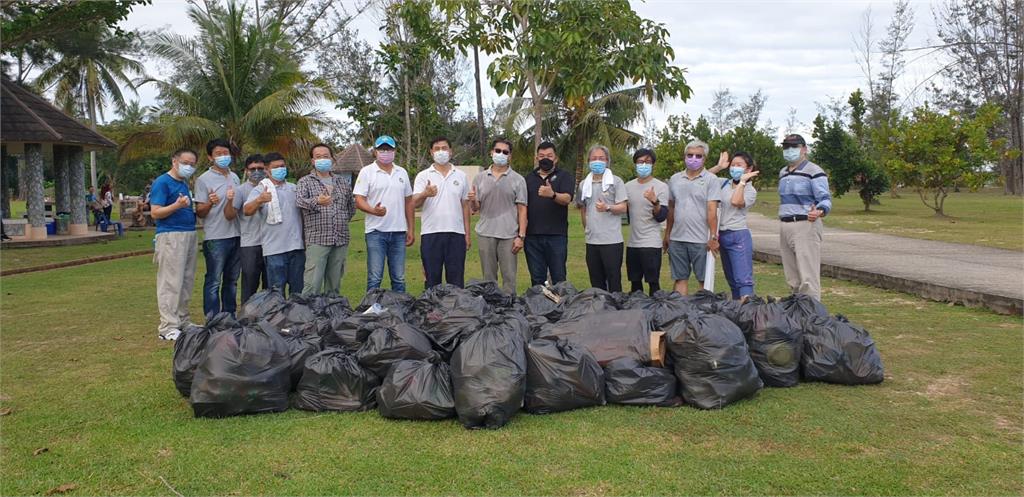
[149,148,199,341]
[777,134,832,301]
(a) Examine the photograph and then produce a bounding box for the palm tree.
[35,26,143,189]
[124,0,330,165]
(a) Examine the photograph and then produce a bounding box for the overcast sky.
[122,0,945,142]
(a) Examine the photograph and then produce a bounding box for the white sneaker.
[159,329,182,341]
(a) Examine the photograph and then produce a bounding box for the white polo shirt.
[353,161,413,233]
[414,164,468,235]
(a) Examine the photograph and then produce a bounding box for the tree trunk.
[88,100,99,190]
[402,68,412,167]
[474,46,487,166]
[1003,108,1023,195]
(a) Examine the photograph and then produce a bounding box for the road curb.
[0,250,154,277]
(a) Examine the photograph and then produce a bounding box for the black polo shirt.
[525,167,576,236]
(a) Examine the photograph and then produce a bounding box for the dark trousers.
[265,249,305,298]
[524,234,568,286]
[202,236,241,317]
[420,232,467,288]
[626,246,662,295]
[239,245,267,304]
[585,242,623,292]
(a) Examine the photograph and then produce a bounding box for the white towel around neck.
[259,178,283,225]
[580,172,615,201]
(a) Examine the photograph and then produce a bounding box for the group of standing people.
[148,133,831,341]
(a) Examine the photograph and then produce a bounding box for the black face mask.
[538,158,555,171]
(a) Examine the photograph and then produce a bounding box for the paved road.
[745,212,1024,315]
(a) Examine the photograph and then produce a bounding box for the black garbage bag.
[665,312,763,409]
[376,352,455,420]
[466,280,516,309]
[627,290,699,329]
[802,314,884,385]
[412,284,489,353]
[172,312,240,397]
[189,320,291,417]
[603,357,682,407]
[745,307,804,387]
[780,293,829,323]
[559,287,620,322]
[518,281,578,322]
[356,323,435,378]
[239,289,287,321]
[264,294,318,332]
[610,291,632,309]
[450,318,528,429]
[356,288,415,319]
[698,298,744,324]
[683,289,727,307]
[294,349,380,412]
[307,294,353,320]
[524,338,605,414]
[323,308,405,352]
[537,309,653,366]
[279,332,323,390]
[487,309,533,344]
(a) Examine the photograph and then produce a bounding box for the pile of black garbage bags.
[174,282,885,428]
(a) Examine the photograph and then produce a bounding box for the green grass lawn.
[750,188,1024,251]
[1,217,1022,495]
[0,230,155,272]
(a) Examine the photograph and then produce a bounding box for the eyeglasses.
[493,149,511,155]
[248,167,265,171]
[685,154,703,159]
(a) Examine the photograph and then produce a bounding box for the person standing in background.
[235,154,267,304]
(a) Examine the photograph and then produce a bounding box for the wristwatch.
[711,235,718,241]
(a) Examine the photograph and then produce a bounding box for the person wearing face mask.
[244,152,305,297]
[149,148,199,341]
[412,136,471,289]
[709,151,759,301]
[235,154,268,303]
[296,143,355,296]
[194,138,242,318]
[664,139,722,295]
[777,134,832,302]
[469,138,528,295]
[625,148,669,295]
[576,144,628,292]
[524,141,575,287]
[353,135,414,293]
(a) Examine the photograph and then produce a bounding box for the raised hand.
[257,189,272,204]
[424,180,438,198]
[225,186,235,202]
[643,186,657,204]
[741,170,760,183]
[208,190,220,205]
[467,184,477,203]
[717,151,730,170]
[538,178,554,199]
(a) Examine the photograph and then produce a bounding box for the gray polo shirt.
[472,166,528,239]
[716,179,757,232]
[576,175,627,245]
[625,177,669,248]
[234,181,264,248]
[245,181,303,256]
[668,169,718,243]
[194,169,241,240]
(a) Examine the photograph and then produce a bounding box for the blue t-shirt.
[150,172,196,234]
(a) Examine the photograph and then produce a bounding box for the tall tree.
[707,87,737,135]
[35,26,143,190]
[812,113,889,211]
[932,0,1023,195]
[127,0,329,165]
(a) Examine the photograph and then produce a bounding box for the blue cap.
[374,135,396,149]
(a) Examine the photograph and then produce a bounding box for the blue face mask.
[214,155,232,169]
[178,163,196,178]
[589,161,607,175]
[730,167,745,181]
[314,158,333,172]
[271,167,288,181]
[783,147,801,163]
[635,163,652,178]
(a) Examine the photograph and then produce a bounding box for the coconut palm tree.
[35,26,144,189]
[124,0,330,164]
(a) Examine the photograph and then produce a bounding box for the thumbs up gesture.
[538,178,554,199]
[208,189,220,205]
[317,191,332,205]
[424,180,438,198]
[175,193,191,208]
[467,184,477,203]
[643,186,657,204]
[373,202,387,217]
[595,199,608,213]
[226,186,235,202]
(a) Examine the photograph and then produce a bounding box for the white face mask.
[492,152,509,166]
[433,150,451,165]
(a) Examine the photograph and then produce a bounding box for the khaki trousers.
[478,235,517,295]
[154,231,198,335]
[779,219,823,301]
[302,244,348,296]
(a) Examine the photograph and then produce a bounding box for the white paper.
[703,250,715,292]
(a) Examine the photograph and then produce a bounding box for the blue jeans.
[366,230,406,293]
[265,249,305,297]
[524,234,568,286]
[719,229,755,299]
[202,237,241,317]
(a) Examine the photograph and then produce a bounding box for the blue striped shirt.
[777,160,832,218]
